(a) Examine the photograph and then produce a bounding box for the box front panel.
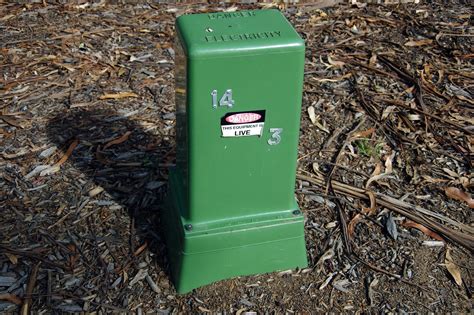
[186,50,304,223]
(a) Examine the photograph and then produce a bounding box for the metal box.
[163,9,307,293]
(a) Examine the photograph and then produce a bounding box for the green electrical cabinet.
[163,9,307,293]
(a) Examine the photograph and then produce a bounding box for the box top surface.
[176,9,304,59]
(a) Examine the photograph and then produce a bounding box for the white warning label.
[221,122,264,137]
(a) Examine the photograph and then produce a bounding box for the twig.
[297,172,474,251]
[375,96,471,134]
[325,117,366,192]
[0,245,70,270]
[378,56,430,132]
[47,270,52,307]
[21,262,40,315]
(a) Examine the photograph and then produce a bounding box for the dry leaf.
[407,114,421,121]
[39,165,61,176]
[369,54,377,66]
[0,293,22,305]
[327,55,345,68]
[133,242,148,257]
[381,106,396,120]
[315,120,330,134]
[88,186,104,197]
[99,92,138,100]
[348,213,362,237]
[307,106,316,124]
[442,168,459,178]
[402,220,444,241]
[421,175,448,184]
[351,128,375,140]
[348,191,377,237]
[372,162,383,177]
[311,73,352,83]
[307,106,329,134]
[363,190,377,215]
[366,173,394,189]
[404,39,433,47]
[5,253,18,264]
[384,151,396,174]
[103,131,132,150]
[54,139,79,167]
[445,249,463,286]
[445,187,474,208]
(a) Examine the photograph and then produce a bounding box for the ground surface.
[1,1,473,313]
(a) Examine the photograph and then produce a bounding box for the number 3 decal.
[268,128,283,145]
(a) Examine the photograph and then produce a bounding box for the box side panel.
[175,233,307,293]
[186,49,305,224]
[174,36,189,218]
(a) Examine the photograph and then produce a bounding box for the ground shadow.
[46,107,173,280]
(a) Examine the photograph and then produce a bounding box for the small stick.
[21,262,41,315]
[297,172,474,251]
[47,270,52,307]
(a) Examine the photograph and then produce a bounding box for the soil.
[1,1,472,313]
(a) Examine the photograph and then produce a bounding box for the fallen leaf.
[445,187,474,208]
[385,212,398,240]
[0,115,26,128]
[315,120,330,134]
[348,213,362,237]
[103,131,132,150]
[422,240,445,247]
[333,279,351,292]
[0,293,22,305]
[54,139,79,167]
[421,175,448,184]
[129,269,148,287]
[351,128,375,140]
[311,73,352,83]
[371,162,383,177]
[99,92,138,100]
[381,106,396,120]
[340,190,368,233]
[327,55,345,68]
[67,244,79,269]
[25,165,50,179]
[198,306,211,313]
[319,272,337,290]
[5,253,18,264]
[39,146,57,159]
[88,186,104,197]
[307,106,330,134]
[365,172,394,189]
[133,242,148,257]
[39,165,61,176]
[384,151,396,174]
[402,220,444,241]
[363,190,377,215]
[369,54,377,66]
[445,249,463,286]
[404,39,433,47]
[442,168,459,178]
[307,106,317,124]
[407,114,421,121]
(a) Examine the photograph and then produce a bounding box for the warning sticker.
[221,110,265,138]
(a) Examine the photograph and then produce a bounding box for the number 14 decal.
[211,89,234,108]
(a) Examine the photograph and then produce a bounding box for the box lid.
[176,9,304,59]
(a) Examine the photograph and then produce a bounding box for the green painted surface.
[164,170,307,294]
[163,9,307,293]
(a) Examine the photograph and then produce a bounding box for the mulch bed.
[1,1,472,313]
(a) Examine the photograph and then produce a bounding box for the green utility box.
[163,9,307,293]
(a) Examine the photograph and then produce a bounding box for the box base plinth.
[162,169,308,294]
